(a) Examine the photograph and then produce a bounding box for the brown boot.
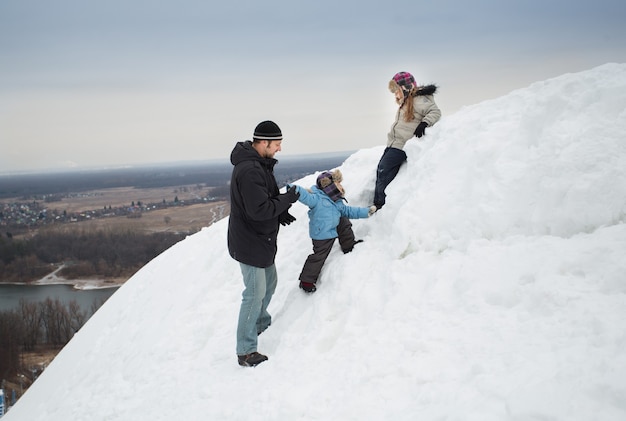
[237,352,268,367]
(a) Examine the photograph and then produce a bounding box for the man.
[227,120,300,367]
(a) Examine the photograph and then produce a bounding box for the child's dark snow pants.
[298,217,357,284]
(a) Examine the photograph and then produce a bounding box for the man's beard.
[264,146,275,159]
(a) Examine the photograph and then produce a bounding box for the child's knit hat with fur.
[389,71,417,96]
[316,170,344,202]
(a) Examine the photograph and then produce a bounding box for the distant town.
[0,152,352,237]
[0,187,223,235]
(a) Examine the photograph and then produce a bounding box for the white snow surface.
[5,63,626,421]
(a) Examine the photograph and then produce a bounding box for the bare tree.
[0,310,23,377]
[68,300,87,334]
[19,299,41,351]
[39,298,72,346]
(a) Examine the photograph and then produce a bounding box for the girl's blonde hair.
[389,80,416,123]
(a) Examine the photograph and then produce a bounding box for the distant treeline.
[0,152,351,199]
[0,227,187,283]
[0,162,232,199]
[1,296,106,387]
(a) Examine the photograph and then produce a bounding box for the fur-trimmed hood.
[389,79,438,97]
[414,84,437,96]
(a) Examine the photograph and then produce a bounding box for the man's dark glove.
[279,211,296,226]
[414,121,428,138]
[285,185,300,203]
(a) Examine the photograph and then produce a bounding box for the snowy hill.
[5,63,626,421]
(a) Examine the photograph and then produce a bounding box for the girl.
[373,71,441,209]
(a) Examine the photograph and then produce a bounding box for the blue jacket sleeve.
[294,185,319,208]
[337,202,369,219]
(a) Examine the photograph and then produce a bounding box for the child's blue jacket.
[294,185,369,240]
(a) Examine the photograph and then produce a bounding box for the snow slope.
[5,63,626,421]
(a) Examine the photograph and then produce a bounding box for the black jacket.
[227,141,292,267]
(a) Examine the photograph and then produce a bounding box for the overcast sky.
[1,0,625,174]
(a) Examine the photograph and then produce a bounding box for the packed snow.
[4,63,626,420]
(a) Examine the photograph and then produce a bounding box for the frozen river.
[0,283,119,312]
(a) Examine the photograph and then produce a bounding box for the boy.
[291,170,376,293]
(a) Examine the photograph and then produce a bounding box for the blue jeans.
[373,147,407,208]
[236,263,278,355]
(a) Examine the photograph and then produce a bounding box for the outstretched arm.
[290,185,318,208]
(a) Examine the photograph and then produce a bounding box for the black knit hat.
[253,120,283,141]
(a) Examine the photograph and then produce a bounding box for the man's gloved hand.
[279,211,296,226]
[368,205,377,216]
[414,121,428,138]
[285,185,300,203]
